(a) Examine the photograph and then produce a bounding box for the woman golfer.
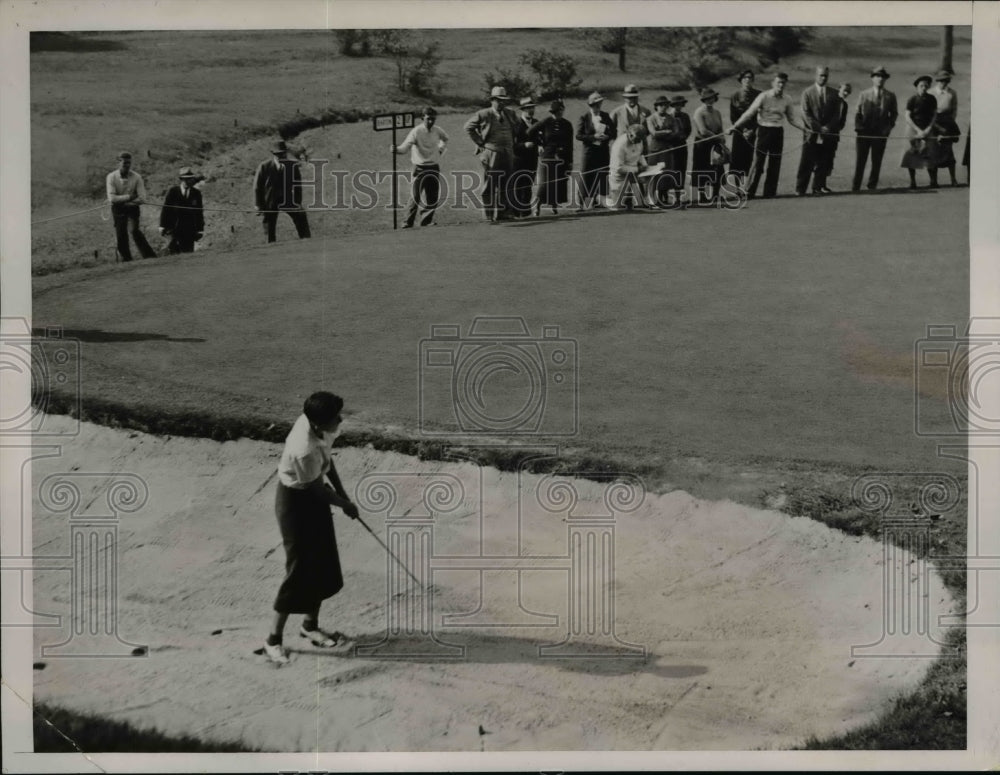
[263,391,359,664]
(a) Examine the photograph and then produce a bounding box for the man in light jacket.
[464,86,518,222]
[796,66,841,195]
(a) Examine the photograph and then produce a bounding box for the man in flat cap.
[106,151,157,261]
[392,106,449,228]
[852,66,898,191]
[511,96,540,218]
[465,86,519,222]
[729,70,761,184]
[159,167,205,254]
[254,140,311,243]
[795,66,841,195]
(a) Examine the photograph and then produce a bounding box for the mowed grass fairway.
[33,185,967,476]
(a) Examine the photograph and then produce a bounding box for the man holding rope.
[730,72,809,200]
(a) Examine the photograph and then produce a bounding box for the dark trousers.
[747,126,784,198]
[509,165,537,217]
[167,234,196,254]
[262,209,311,243]
[852,136,888,190]
[796,139,835,193]
[729,129,756,180]
[405,164,442,226]
[112,204,156,261]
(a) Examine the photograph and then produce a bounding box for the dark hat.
[271,140,290,154]
[870,65,890,78]
[117,151,132,161]
[519,96,536,108]
[913,74,932,87]
[699,87,719,102]
[622,84,640,97]
[178,166,198,179]
[586,91,604,106]
[549,98,565,111]
[934,69,953,81]
[774,72,789,81]
[669,95,688,106]
[654,95,670,107]
[737,69,755,81]
[422,106,438,117]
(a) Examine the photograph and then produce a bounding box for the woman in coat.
[900,75,939,188]
[691,87,727,204]
[575,91,615,210]
[531,98,575,214]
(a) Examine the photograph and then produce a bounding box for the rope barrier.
[31,122,964,227]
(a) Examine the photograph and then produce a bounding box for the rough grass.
[33,701,256,753]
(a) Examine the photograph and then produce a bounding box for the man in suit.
[106,151,157,261]
[796,66,841,195]
[822,82,852,189]
[253,140,311,243]
[852,65,898,191]
[610,84,651,141]
[465,86,519,222]
[510,96,539,218]
[575,91,615,209]
[159,166,205,253]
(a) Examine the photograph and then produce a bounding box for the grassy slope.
[29,26,971,752]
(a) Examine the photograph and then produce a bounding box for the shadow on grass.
[30,32,129,53]
[31,327,206,344]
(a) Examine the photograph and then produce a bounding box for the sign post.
[373,112,416,230]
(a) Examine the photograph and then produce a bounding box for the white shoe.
[263,641,290,665]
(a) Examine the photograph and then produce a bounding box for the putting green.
[32,186,968,474]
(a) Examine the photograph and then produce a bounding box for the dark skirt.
[273,482,344,613]
[692,138,724,189]
[580,148,610,198]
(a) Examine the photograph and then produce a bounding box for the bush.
[518,49,583,100]
[406,41,442,98]
[482,66,534,102]
[666,28,738,90]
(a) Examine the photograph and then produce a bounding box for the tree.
[519,49,583,100]
[939,25,954,74]
[604,28,628,72]
[668,28,738,90]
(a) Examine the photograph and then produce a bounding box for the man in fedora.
[610,84,651,142]
[392,106,449,228]
[731,72,809,199]
[575,91,615,210]
[796,66,841,195]
[159,166,205,254]
[106,151,157,261]
[511,95,540,218]
[852,65,898,191]
[254,140,311,243]
[465,86,519,222]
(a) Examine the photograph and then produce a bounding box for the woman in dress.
[668,95,692,201]
[645,95,679,206]
[901,75,939,189]
[930,70,961,186]
[530,98,574,215]
[263,391,359,664]
[691,87,727,204]
[575,91,615,210]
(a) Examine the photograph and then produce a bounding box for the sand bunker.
[27,416,955,751]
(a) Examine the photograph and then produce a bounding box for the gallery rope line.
[30,124,962,227]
